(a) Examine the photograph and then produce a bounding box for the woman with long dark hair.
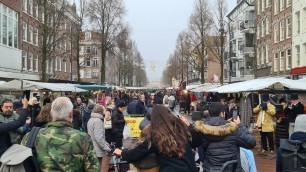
[114,105,196,172]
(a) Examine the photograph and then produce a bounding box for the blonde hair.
[92,104,105,114]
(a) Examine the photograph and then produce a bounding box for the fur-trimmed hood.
[194,117,238,142]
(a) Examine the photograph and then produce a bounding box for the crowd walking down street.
[1,88,305,172]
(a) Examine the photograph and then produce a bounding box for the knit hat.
[294,115,306,133]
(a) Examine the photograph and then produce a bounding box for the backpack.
[0,127,41,172]
[280,139,306,172]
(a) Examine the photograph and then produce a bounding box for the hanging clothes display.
[239,96,252,127]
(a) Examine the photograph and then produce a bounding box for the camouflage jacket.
[21,121,99,172]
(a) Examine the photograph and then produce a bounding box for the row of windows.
[83,57,98,68]
[0,4,18,48]
[257,0,292,14]
[23,0,39,19]
[273,49,292,72]
[22,21,39,46]
[22,50,39,72]
[80,69,99,79]
[273,18,291,43]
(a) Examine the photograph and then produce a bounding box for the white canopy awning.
[190,83,220,92]
[0,80,87,92]
[186,84,201,90]
[207,77,306,93]
[126,87,148,90]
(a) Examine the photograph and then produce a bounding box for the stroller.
[169,99,175,111]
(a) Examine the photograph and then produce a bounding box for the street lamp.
[219,21,225,85]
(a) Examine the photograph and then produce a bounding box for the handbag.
[104,119,112,129]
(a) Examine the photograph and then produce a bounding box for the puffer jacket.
[193,117,256,172]
[253,103,276,132]
[87,113,111,157]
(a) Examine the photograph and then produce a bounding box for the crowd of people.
[0,89,305,172]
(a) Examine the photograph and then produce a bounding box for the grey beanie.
[294,115,306,133]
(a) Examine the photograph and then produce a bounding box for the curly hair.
[36,104,52,122]
[143,105,191,157]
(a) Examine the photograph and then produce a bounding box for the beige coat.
[253,102,276,132]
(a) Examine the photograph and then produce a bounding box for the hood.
[90,112,103,119]
[194,117,238,142]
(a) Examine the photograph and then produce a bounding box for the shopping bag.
[123,124,132,139]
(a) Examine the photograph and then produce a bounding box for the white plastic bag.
[123,124,132,139]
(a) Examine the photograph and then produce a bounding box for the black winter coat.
[27,104,41,127]
[83,104,95,132]
[284,102,305,122]
[121,140,197,172]
[192,117,256,172]
[0,109,28,157]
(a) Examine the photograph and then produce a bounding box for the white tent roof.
[0,80,87,92]
[207,77,306,93]
[186,84,201,90]
[125,87,148,90]
[190,83,220,92]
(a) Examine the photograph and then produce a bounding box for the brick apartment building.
[271,0,292,76]
[256,0,273,77]
[0,0,79,82]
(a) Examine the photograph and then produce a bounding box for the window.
[85,32,91,40]
[274,53,278,72]
[22,51,27,70]
[262,19,266,36]
[41,7,44,23]
[257,24,260,39]
[296,12,300,34]
[266,0,269,8]
[34,28,38,45]
[46,60,49,73]
[257,48,261,65]
[86,46,91,54]
[33,54,38,72]
[287,49,291,68]
[280,51,284,71]
[86,58,91,67]
[274,0,278,15]
[28,52,33,71]
[28,0,32,16]
[274,23,278,43]
[29,25,33,43]
[262,0,265,12]
[64,40,67,51]
[296,46,300,66]
[55,57,58,71]
[50,59,53,74]
[280,20,284,41]
[93,48,98,55]
[287,0,291,7]
[64,61,67,72]
[258,0,261,14]
[286,17,291,38]
[266,17,269,34]
[34,2,38,19]
[85,70,91,78]
[0,5,17,47]
[280,0,284,11]
[58,57,61,71]
[266,44,269,62]
[262,46,266,64]
[93,57,98,68]
[22,0,27,12]
[23,21,27,41]
[93,71,98,79]
[2,7,7,45]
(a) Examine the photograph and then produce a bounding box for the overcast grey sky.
[124,0,236,83]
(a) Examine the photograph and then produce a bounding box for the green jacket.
[0,112,29,144]
[21,121,99,172]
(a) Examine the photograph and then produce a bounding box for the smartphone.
[232,110,238,120]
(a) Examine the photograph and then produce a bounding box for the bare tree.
[86,0,126,84]
[39,0,75,82]
[207,0,228,84]
[188,0,213,84]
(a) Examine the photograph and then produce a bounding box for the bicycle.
[108,142,130,172]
